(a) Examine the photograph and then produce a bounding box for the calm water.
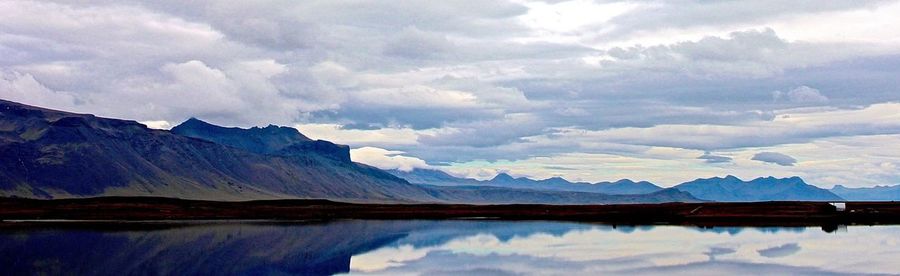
[1,220,898,275]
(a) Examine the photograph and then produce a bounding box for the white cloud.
[140,120,172,130]
[350,146,430,172]
[356,85,479,109]
[0,70,78,111]
[293,123,427,147]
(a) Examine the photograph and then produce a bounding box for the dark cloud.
[758,243,802,258]
[752,152,798,166]
[698,152,733,164]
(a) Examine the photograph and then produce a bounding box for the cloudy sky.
[2,0,899,187]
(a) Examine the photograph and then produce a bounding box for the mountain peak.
[170,118,351,162]
[177,117,215,129]
[491,172,516,182]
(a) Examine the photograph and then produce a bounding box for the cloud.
[417,113,544,147]
[758,243,802,258]
[533,103,900,151]
[598,28,866,78]
[0,70,79,111]
[597,1,888,38]
[698,152,732,164]
[140,120,172,130]
[350,147,430,172]
[752,152,798,166]
[773,86,828,104]
[382,26,453,60]
[293,123,425,147]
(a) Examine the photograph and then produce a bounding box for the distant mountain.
[672,175,843,202]
[0,99,697,204]
[388,168,482,186]
[414,185,698,204]
[597,179,665,195]
[830,185,900,201]
[388,168,663,195]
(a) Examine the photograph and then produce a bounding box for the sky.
[2,0,899,187]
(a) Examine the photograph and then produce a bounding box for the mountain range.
[830,185,900,201]
[0,99,697,204]
[388,168,663,195]
[389,168,849,202]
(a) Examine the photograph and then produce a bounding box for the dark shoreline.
[2,197,899,227]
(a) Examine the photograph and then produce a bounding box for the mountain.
[830,184,900,201]
[672,175,843,202]
[596,179,666,195]
[387,167,482,186]
[422,185,698,204]
[388,168,663,195]
[0,99,434,202]
[0,99,698,204]
[172,118,350,162]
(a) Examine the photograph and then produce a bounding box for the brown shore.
[1,197,899,227]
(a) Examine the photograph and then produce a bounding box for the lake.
[0,220,897,275]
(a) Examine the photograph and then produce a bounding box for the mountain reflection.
[0,221,897,275]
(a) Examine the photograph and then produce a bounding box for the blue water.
[0,220,897,275]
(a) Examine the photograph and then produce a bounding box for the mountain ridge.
[673,175,843,202]
[388,168,664,195]
[171,118,351,163]
[830,184,900,201]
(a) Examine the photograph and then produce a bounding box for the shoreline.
[2,197,899,227]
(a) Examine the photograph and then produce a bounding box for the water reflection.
[0,220,897,275]
[758,243,801,258]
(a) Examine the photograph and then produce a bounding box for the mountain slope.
[388,168,663,195]
[830,185,900,201]
[0,99,698,204]
[673,175,842,202]
[0,99,433,202]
